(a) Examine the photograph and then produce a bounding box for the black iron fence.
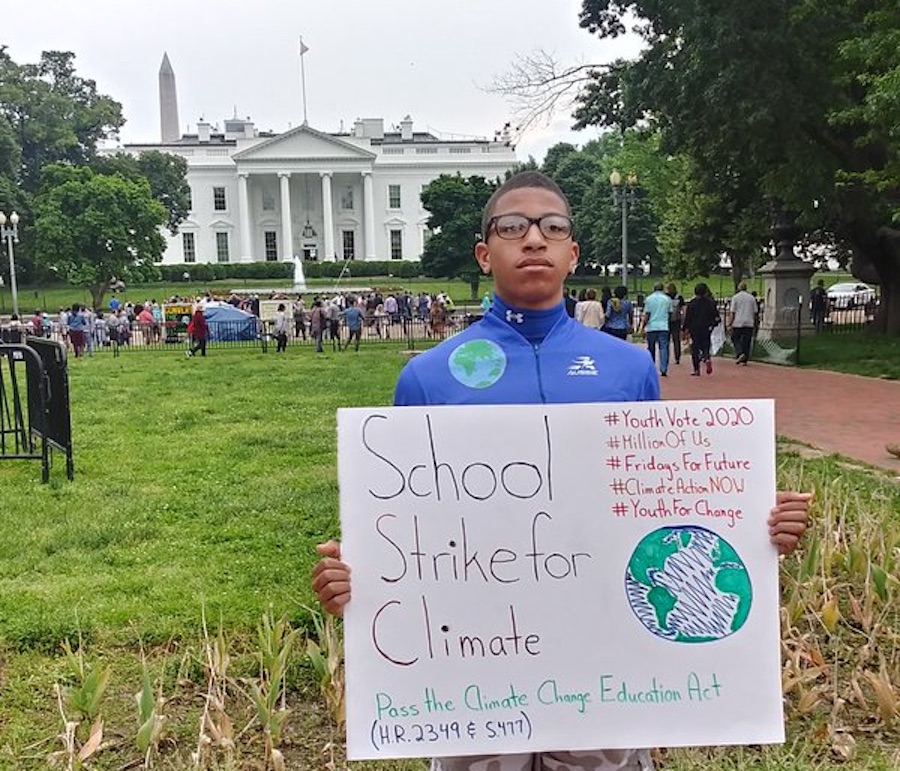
[2,312,487,354]
[0,294,882,358]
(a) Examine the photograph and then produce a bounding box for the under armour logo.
[505,310,524,324]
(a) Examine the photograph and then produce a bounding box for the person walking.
[326,299,341,350]
[341,300,365,352]
[638,282,672,376]
[185,307,209,357]
[67,304,88,358]
[603,285,633,340]
[309,299,326,354]
[274,303,289,352]
[727,281,758,365]
[809,279,828,333]
[293,297,307,340]
[682,282,720,375]
[574,288,606,329]
[312,170,811,771]
[666,283,685,365]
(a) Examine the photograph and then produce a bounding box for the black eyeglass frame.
[485,214,575,241]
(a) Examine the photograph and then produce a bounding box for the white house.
[120,114,518,266]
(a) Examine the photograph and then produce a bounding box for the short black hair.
[481,171,571,240]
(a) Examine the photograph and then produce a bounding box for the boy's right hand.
[312,540,351,616]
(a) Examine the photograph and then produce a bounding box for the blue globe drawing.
[448,339,507,389]
[625,525,752,643]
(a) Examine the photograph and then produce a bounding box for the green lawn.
[0,341,897,769]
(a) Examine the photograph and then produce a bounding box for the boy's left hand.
[769,491,813,556]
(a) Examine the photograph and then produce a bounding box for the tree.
[91,151,190,234]
[420,175,498,298]
[33,164,167,309]
[0,48,123,194]
[570,0,900,333]
[536,136,662,276]
[0,47,125,283]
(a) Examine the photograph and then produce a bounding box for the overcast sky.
[7,0,642,162]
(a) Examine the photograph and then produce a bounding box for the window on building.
[262,190,275,211]
[388,184,401,209]
[182,232,196,263]
[264,231,278,262]
[390,229,403,260]
[216,232,230,262]
[340,187,354,210]
[342,230,356,261]
[186,188,193,211]
[213,186,227,211]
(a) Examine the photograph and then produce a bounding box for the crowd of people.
[2,302,165,357]
[0,289,472,356]
[564,280,765,377]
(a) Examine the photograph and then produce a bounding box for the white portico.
[230,125,380,263]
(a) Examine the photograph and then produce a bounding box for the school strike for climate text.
[336,400,785,760]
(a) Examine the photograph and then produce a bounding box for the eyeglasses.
[487,214,573,241]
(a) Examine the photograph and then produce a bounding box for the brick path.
[655,351,900,473]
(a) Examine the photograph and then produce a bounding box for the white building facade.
[121,116,518,265]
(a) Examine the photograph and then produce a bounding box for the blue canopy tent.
[203,303,260,342]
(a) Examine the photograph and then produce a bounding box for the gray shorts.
[430,748,653,771]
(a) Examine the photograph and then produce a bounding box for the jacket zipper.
[532,343,547,403]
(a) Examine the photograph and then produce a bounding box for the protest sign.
[337,400,781,759]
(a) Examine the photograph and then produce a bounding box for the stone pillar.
[278,172,294,259]
[757,209,816,337]
[363,171,376,259]
[320,172,335,261]
[237,172,253,262]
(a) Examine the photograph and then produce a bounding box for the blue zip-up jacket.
[395,296,660,406]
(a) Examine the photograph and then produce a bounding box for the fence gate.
[0,339,74,482]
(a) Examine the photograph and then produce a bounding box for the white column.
[363,171,376,259]
[237,172,253,261]
[278,172,294,259]
[320,171,335,261]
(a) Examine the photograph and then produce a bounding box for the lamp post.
[609,170,638,288]
[0,210,20,317]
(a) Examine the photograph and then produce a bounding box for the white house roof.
[232,124,376,162]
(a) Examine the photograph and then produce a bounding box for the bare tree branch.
[484,50,605,136]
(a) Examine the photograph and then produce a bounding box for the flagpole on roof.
[300,37,310,126]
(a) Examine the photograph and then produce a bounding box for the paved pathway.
[655,351,900,473]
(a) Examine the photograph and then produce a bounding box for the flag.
[300,39,309,56]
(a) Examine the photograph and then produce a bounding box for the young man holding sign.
[313,171,811,771]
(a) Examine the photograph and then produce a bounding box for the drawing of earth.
[448,339,507,389]
[625,525,752,643]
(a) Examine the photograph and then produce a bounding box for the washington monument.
[159,53,180,143]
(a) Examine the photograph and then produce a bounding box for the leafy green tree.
[0,47,124,284]
[541,143,580,178]
[33,164,166,309]
[91,151,190,234]
[0,48,123,194]
[420,174,498,299]
[537,136,662,276]
[572,0,900,333]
